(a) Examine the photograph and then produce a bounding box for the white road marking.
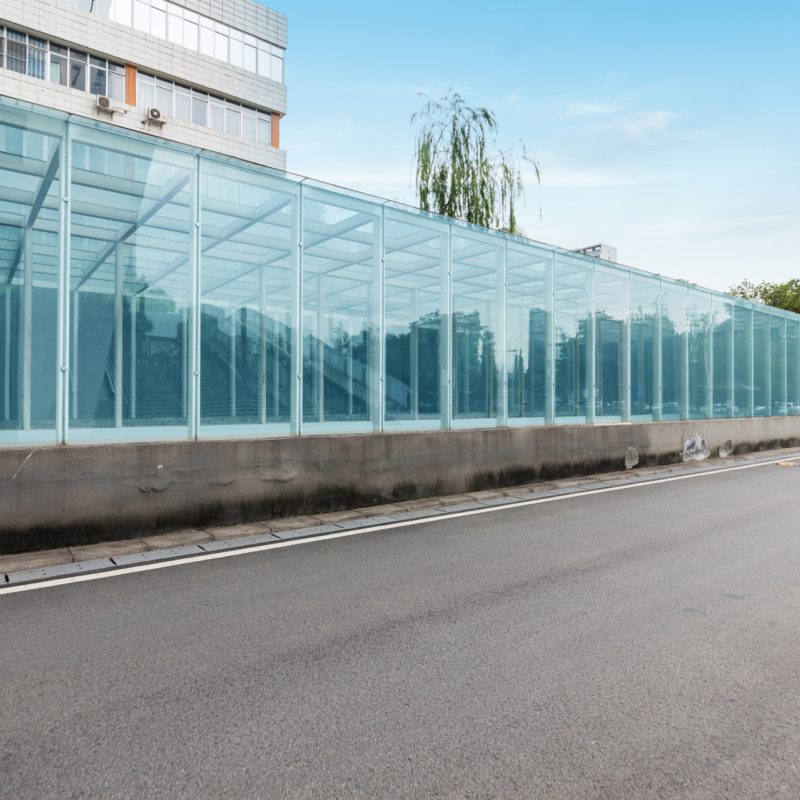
[3,453,799,596]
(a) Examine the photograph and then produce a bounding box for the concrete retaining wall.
[2,417,800,554]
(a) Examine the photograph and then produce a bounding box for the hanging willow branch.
[411,90,540,235]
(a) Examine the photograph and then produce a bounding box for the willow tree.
[411,91,539,236]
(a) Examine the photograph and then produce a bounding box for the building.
[575,244,617,263]
[0,0,286,169]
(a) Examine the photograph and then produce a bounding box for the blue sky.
[273,0,799,292]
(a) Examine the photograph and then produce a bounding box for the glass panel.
[214,30,228,62]
[244,41,257,72]
[595,266,627,419]
[257,43,269,78]
[27,37,47,80]
[0,106,62,437]
[137,73,155,109]
[108,63,125,100]
[687,288,712,419]
[7,30,27,74]
[150,6,166,39]
[69,51,87,91]
[174,86,191,121]
[629,275,658,420]
[554,254,591,420]
[229,31,243,68]
[451,230,502,422]
[753,309,770,416]
[200,160,297,427]
[69,125,193,432]
[242,109,257,140]
[257,113,270,144]
[132,0,149,33]
[788,319,800,416]
[711,294,734,417]
[89,65,107,96]
[155,79,173,115]
[302,187,379,427]
[199,19,214,57]
[111,0,132,26]
[660,281,688,419]
[384,210,446,424]
[191,91,208,127]
[506,242,548,421]
[209,99,225,132]
[270,54,283,83]
[733,303,753,417]
[225,106,240,137]
[167,8,183,45]
[50,50,68,86]
[770,314,786,415]
[183,18,198,51]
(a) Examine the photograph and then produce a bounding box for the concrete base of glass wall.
[2,416,800,554]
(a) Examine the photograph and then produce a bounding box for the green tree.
[411,90,539,235]
[730,278,800,314]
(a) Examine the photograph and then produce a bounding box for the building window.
[89,55,107,95]
[174,84,191,122]
[108,63,126,100]
[69,50,87,91]
[49,43,68,86]
[137,71,155,108]
[6,30,27,74]
[191,90,208,127]
[103,0,285,83]
[0,31,127,102]
[27,36,48,80]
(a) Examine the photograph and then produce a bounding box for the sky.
[272,0,799,293]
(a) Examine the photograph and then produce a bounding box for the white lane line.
[3,453,799,596]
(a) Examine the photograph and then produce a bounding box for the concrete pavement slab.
[69,539,148,561]
[204,522,271,540]
[199,533,281,552]
[314,510,369,524]
[0,547,72,573]
[141,530,212,549]
[271,524,341,540]
[6,557,114,585]
[267,515,323,532]
[113,545,207,566]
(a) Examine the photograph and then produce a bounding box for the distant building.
[0,0,286,169]
[575,243,617,263]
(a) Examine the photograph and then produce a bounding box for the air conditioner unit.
[145,107,166,126]
[96,95,114,114]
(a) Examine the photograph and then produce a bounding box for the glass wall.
[506,242,549,423]
[595,266,627,421]
[554,254,592,421]
[2,95,800,446]
[384,210,446,428]
[68,125,193,439]
[451,229,502,424]
[629,275,658,421]
[199,158,297,434]
[0,104,62,443]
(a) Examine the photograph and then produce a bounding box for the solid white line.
[2,453,799,597]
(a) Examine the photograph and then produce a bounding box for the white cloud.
[609,110,678,142]
[543,166,682,187]
[565,101,624,117]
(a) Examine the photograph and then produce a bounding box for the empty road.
[3,458,800,798]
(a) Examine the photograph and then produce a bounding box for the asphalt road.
[3,460,800,799]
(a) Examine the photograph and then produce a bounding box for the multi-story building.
[0,0,286,169]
